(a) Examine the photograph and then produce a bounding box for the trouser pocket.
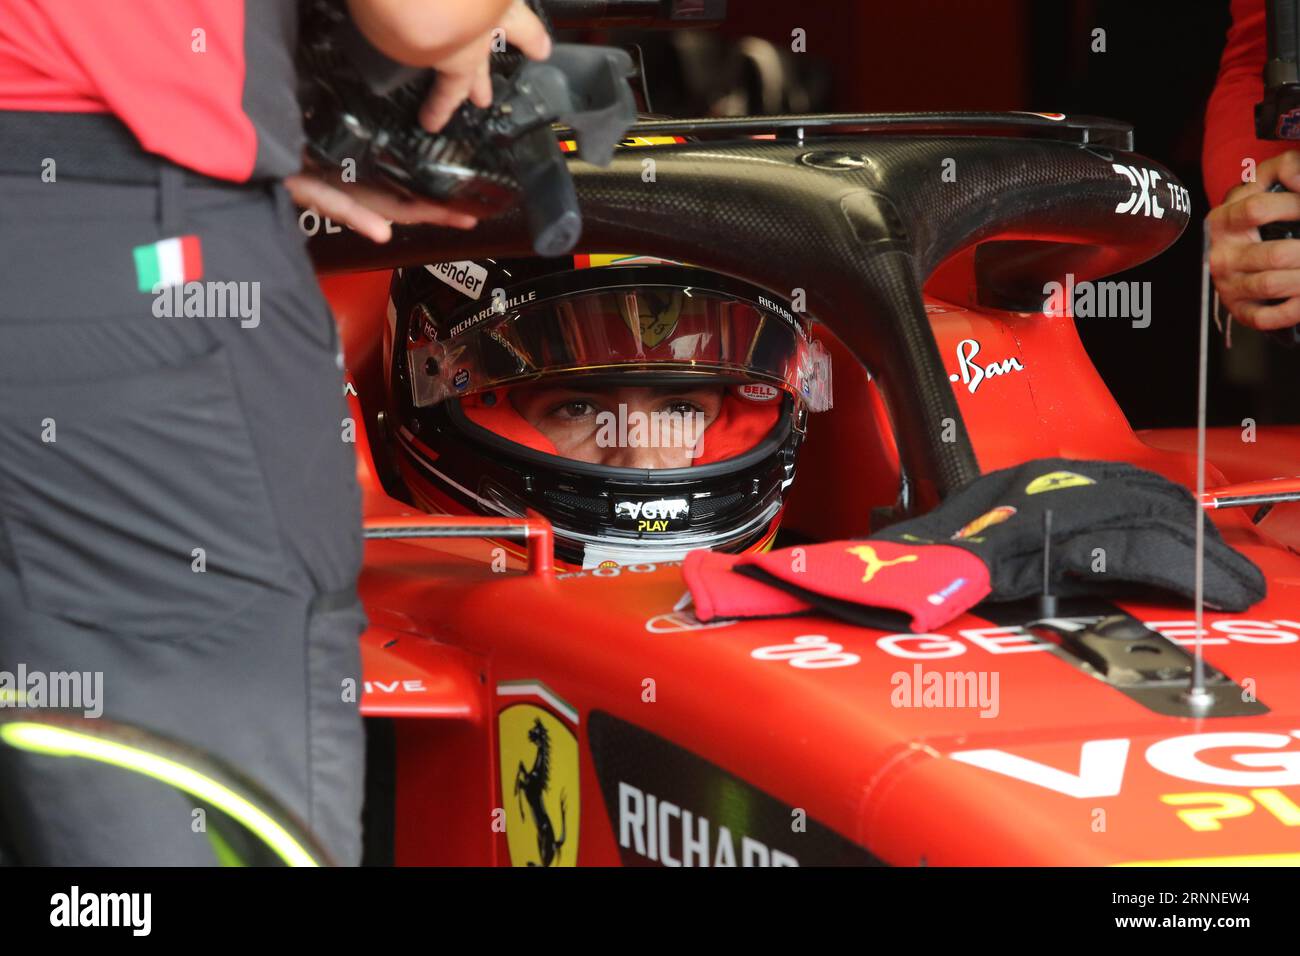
[0,343,289,639]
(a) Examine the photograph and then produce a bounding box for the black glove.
[686,458,1266,631]
[876,458,1264,610]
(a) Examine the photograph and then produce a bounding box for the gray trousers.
[0,163,365,865]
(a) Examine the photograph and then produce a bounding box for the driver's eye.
[552,400,597,420]
[664,400,702,416]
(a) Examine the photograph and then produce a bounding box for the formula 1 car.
[287,111,1300,867]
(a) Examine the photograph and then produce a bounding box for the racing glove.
[683,459,1266,632]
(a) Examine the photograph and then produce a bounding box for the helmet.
[383,253,831,569]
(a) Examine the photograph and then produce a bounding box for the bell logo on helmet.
[737,383,781,403]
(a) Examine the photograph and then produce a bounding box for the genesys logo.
[950,730,1300,797]
[876,618,1300,660]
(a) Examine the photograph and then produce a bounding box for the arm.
[1207,0,1300,329]
[346,0,552,130]
[288,0,552,242]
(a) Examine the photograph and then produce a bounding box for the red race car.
[299,114,1300,867]
[6,114,1293,869]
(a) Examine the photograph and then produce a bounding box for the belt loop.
[158,163,185,236]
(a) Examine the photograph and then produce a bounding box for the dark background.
[590,0,1300,429]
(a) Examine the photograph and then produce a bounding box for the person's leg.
[0,171,364,865]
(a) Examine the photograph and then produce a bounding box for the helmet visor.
[406,286,831,411]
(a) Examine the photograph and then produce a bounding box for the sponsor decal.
[846,544,918,583]
[496,683,580,867]
[949,730,1300,798]
[1025,470,1096,495]
[415,303,438,341]
[736,383,781,403]
[1280,107,1300,139]
[1161,787,1300,832]
[645,610,737,633]
[588,712,878,866]
[1111,163,1166,219]
[450,289,538,338]
[452,368,470,391]
[876,617,1300,660]
[951,505,1016,541]
[756,295,796,324]
[948,338,1025,394]
[426,260,488,300]
[613,497,690,533]
[750,635,861,669]
[557,561,670,581]
[362,679,427,696]
[925,577,968,607]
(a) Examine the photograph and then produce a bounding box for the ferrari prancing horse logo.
[845,545,918,583]
[499,702,580,866]
[1025,471,1096,495]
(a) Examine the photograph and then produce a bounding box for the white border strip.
[496,680,579,726]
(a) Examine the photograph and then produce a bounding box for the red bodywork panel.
[327,269,1300,867]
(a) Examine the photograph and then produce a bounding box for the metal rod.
[1184,223,1214,710]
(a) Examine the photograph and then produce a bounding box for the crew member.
[0,0,547,865]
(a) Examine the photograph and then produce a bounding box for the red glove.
[683,540,990,633]
[682,550,813,621]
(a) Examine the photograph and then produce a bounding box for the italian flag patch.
[133,235,203,292]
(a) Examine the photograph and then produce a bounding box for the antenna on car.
[1182,224,1215,711]
[1038,509,1057,620]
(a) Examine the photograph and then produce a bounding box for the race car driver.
[0,0,547,866]
[385,255,832,569]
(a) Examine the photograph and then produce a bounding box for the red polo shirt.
[0,0,302,182]
[1204,0,1292,204]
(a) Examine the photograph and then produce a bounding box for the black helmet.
[383,253,831,569]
